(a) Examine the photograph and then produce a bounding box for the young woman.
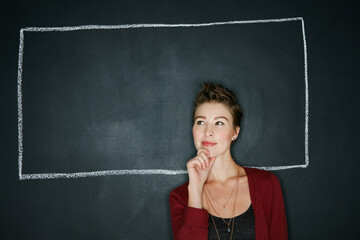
[169,82,288,240]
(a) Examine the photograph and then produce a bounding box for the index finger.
[197,148,210,156]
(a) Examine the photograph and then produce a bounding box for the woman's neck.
[207,150,239,184]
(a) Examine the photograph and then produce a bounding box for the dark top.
[208,205,255,240]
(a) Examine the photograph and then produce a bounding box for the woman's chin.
[208,152,219,158]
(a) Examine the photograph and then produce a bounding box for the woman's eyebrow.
[214,116,229,121]
[194,116,206,120]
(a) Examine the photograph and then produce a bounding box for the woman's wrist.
[188,182,204,192]
[187,183,204,209]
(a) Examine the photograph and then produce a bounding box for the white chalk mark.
[21,17,304,32]
[20,169,188,180]
[17,17,309,180]
[17,29,24,180]
[19,164,306,180]
[254,164,308,171]
[301,18,310,168]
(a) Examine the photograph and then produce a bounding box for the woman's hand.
[186,148,216,208]
[187,148,216,186]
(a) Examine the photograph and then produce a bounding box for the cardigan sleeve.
[268,173,288,240]
[169,185,209,240]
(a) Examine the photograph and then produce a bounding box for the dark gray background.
[1,0,359,239]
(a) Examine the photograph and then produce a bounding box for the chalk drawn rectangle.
[17,17,309,180]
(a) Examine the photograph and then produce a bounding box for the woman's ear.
[232,126,240,140]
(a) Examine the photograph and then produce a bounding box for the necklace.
[204,179,238,228]
[205,176,237,209]
[204,175,239,240]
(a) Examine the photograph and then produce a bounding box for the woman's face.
[192,102,240,158]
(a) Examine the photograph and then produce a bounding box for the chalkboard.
[1,0,359,239]
[19,18,306,179]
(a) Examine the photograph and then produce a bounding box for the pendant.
[227,227,230,233]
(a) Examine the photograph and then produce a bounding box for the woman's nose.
[205,126,214,137]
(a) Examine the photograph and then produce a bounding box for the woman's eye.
[196,121,205,125]
[215,121,224,125]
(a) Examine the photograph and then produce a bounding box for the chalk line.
[21,17,304,32]
[17,17,309,180]
[301,18,310,168]
[17,29,24,180]
[20,169,188,180]
[254,164,308,171]
[19,164,307,180]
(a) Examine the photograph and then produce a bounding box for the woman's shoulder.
[170,182,189,195]
[244,166,271,176]
[243,167,279,185]
[169,182,189,206]
[243,166,284,201]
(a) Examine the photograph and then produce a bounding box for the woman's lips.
[202,141,217,147]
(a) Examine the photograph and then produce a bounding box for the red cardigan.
[169,167,288,240]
